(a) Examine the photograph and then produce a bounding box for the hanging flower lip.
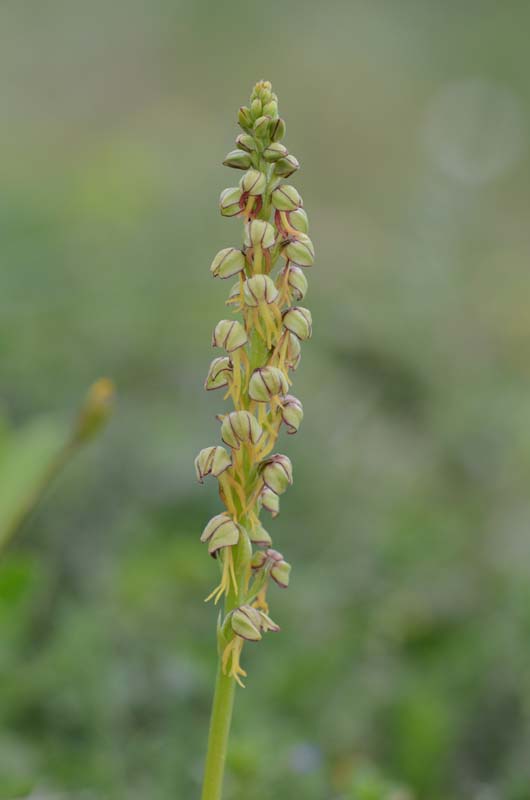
[205,356,233,391]
[210,248,246,279]
[249,366,289,402]
[260,454,293,495]
[200,512,241,557]
[212,319,248,352]
[243,275,279,307]
[195,446,232,483]
[220,410,263,450]
[282,306,312,340]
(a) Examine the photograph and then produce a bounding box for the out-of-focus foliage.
[1,1,530,798]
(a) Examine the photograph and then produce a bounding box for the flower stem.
[200,664,236,800]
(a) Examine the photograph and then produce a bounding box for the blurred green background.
[2,1,530,798]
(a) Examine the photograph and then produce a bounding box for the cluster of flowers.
[195,81,314,686]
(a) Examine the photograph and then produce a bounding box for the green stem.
[201,515,252,799]
[200,664,236,800]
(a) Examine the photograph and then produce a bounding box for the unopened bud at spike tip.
[238,106,253,129]
[270,117,286,142]
[253,115,271,138]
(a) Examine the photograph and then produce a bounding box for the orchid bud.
[262,100,278,118]
[243,275,279,307]
[270,117,286,142]
[223,149,252,170]
[260,486,280,517]
[263,142,288,163]
[282,306,312,340]
[280,394,303,434]
[260,454,293,495]
[212,319,248,352]
[273,154,300,178]
[238,106,253,129]
[251,550,268,570]
[231,606,262,641]
[271,184,302,212]
[249,522,272,547]
[235,133,256,153]
[283,233,315,267]
[285,332,302,370]
[289,207,309,234]
[244,219,275,249]
[253,115,271,138]
[220,411,263,449]
[195,446,232,483]
[249,367,289,402]
[268,550,291,588]
[240,169,267,196]
[286,265,308,300]
[205,356,232,391]
[219,187,242,217]
[210,247,246,279]
[250,98,262,120]
[200,512,241,556]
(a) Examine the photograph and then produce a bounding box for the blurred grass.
[1,1,530,798]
